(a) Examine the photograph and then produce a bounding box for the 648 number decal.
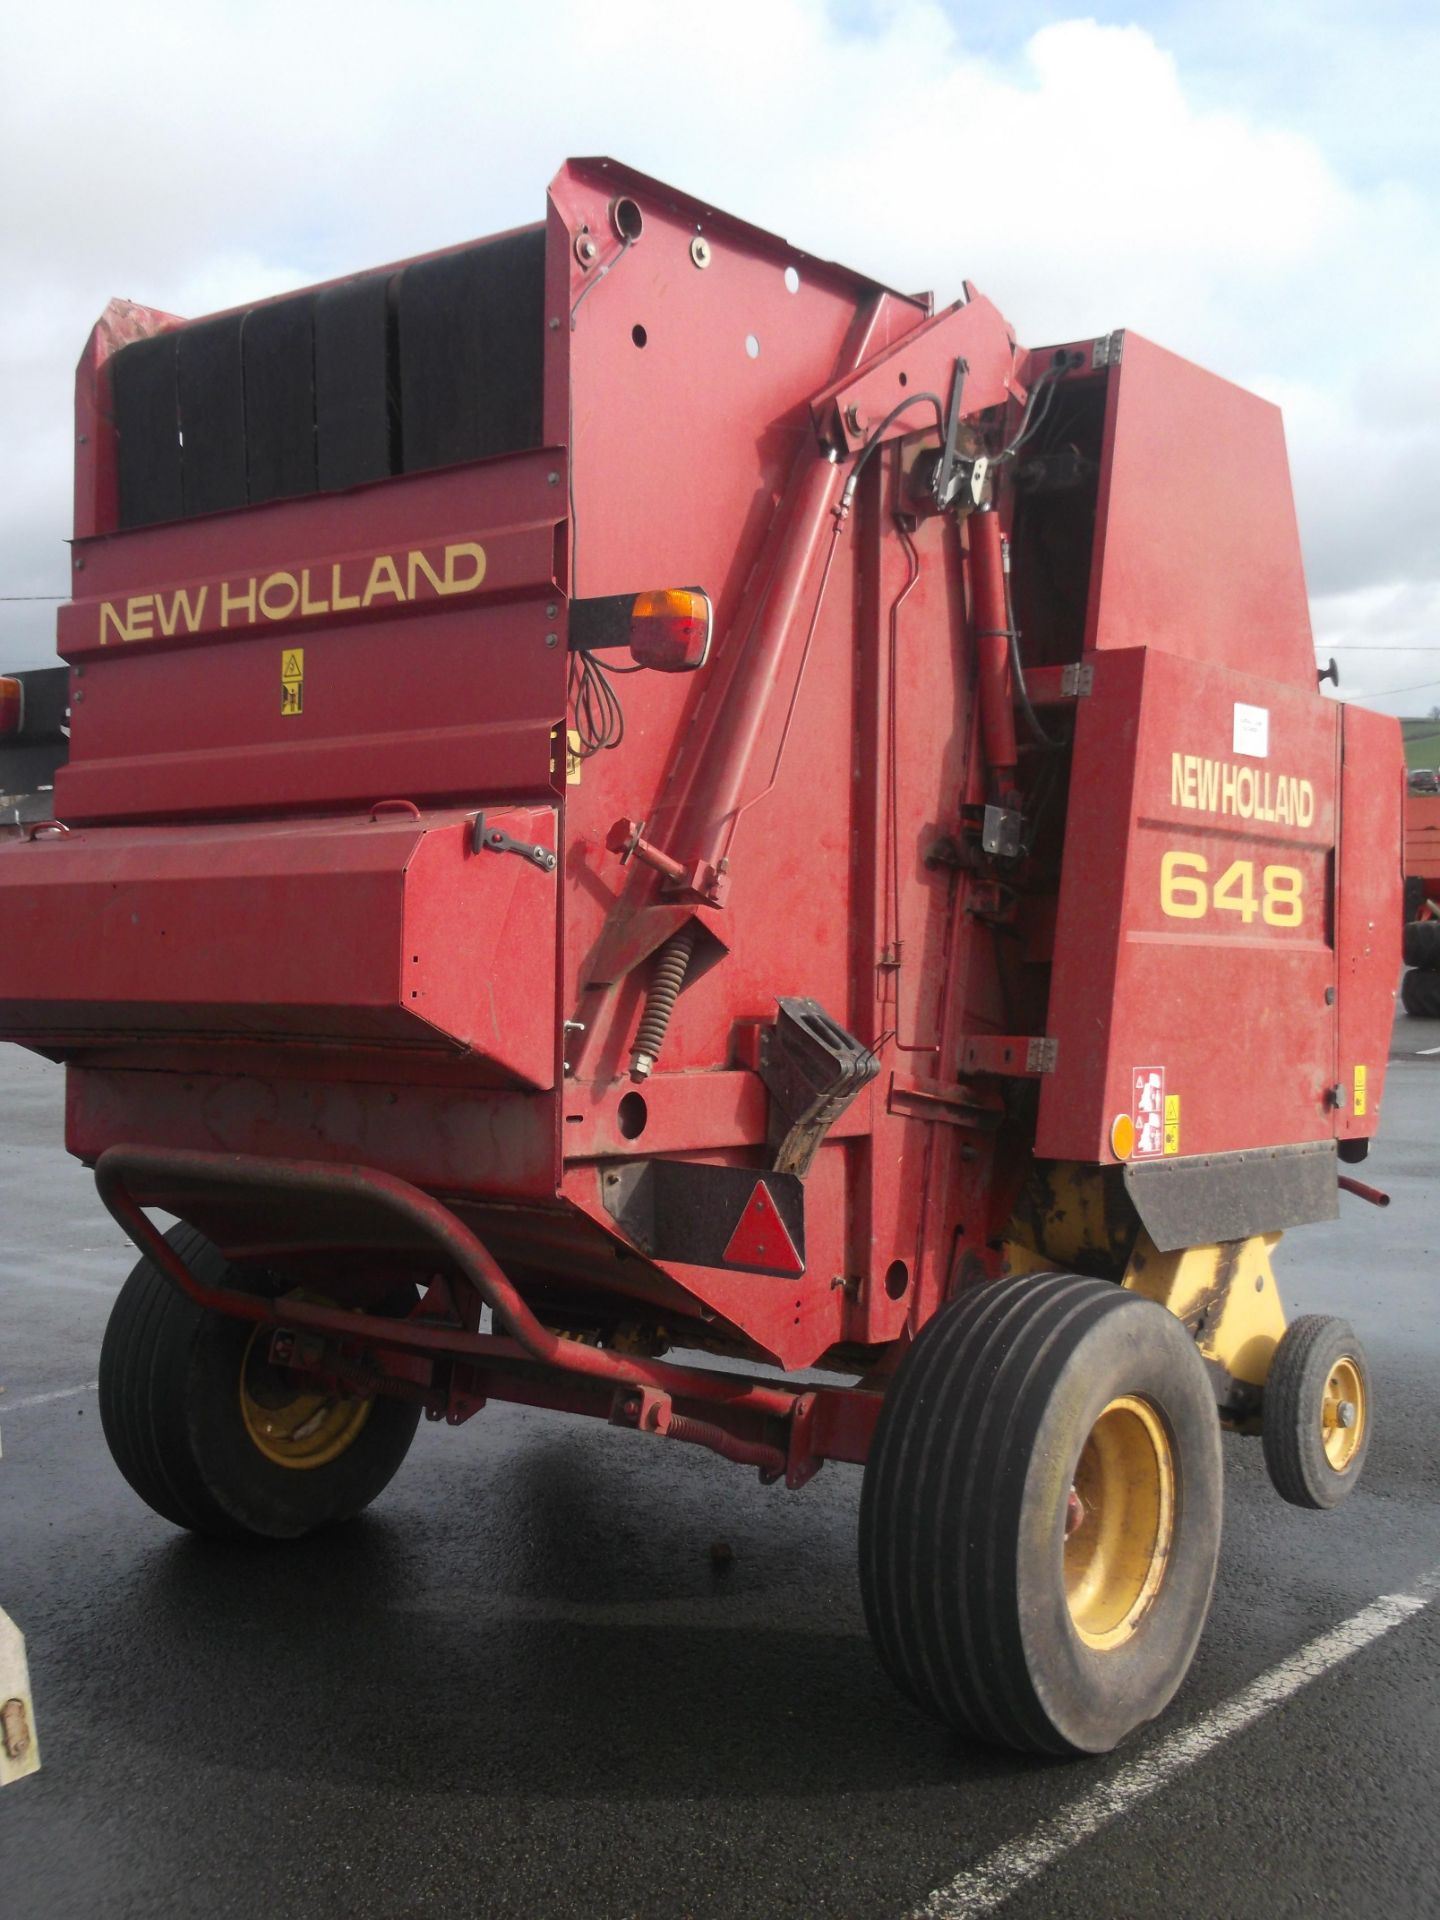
[1160,852,1304,927]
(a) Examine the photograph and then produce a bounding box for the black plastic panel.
[315,276,394,493]
[243,297,317,506]
[177,314,248,518]
[113,333,183,529]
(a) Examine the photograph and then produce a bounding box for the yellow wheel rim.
[1321,1356,1365,1471]
[239,1306,373,1471]
[1064,1395,1175,1649]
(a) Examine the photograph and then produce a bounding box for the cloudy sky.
[4,0,1437,711]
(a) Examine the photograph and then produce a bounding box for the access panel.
[1038,647,1340,1163]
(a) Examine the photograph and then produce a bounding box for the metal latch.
[471,814,557,873]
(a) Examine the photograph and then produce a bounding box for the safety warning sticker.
[1132,1066,1166,1158]
[281,648,304,716]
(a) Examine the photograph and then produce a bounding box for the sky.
[3,0,1438,713]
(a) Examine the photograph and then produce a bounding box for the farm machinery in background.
[0,667,68,833]
[0,160,1401,1757]
[1402,771,1440,1015]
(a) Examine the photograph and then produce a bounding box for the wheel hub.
[1320,1357,1366,1470]
[1064,1395,1175,1650]
[239,1308,373,1470]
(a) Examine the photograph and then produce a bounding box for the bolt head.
[1335,1400,1357,1429]
[690,235,712,269]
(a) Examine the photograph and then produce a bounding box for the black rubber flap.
[113,332,183,529]
[177,314,248,518]
[1125,1141,1338,1252]
[398,227,545,473]
[315,275,395,492]
[243,296,317,506]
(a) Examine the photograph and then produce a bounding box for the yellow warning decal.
[1163,1093,1180,1156]
[281,648,304,716]
[1354,1064,1367,1117]
[566,727,584,785]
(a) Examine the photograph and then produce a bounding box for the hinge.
[1060,662,1094,698]
[1092,330,1125,369]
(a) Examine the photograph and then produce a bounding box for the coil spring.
[630,924,697,1081]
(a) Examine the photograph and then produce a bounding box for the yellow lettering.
[1298,780,1315,828]
[221,577,258,627]
[259,572,300,621]
[407,548,446,598]
[155,585,208,637]
[441,542,487,595]
[361,554,405,607]
[99,600,131,645]
[330,562,360,612]
[1198,759,1220,812]
[299,568,330,617]
[126,595,155,640]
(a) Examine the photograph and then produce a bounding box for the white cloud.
[2,1,1436,704]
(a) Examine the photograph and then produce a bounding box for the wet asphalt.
[0,1029,1437,1920]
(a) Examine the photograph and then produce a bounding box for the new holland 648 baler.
[0,161,1402,1755]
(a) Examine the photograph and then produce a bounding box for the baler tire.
[858,1271,1222,1756]
[1261,1315,1371,1511]
[99,1224,421,1540]
[1401,968,1440,1018]
[1401,919,1440,970]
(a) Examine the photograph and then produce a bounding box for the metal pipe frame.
[93,1144,882,1477]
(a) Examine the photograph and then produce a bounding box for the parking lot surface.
[1,1029,1437,1918]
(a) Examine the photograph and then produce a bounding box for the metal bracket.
[960,1033,1057,1078]
[759,997,880,1176]
[1060,663,1094,697]
[981,805,1023,858]
[471,813,557,872]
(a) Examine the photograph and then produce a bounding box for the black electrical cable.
[568,649,627,757]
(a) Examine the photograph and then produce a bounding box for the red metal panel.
[0,808,556,1088]
[1039,648,1342,1161]
[1334,704,1403,1139]
[58,450,567,823]
[1086,335,1317,692]
[67,1068,558,1202]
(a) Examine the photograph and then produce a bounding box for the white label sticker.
[1233,702,1269,759]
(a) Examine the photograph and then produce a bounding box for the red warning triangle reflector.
[721,1180,804,1276]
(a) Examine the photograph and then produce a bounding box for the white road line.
[1417,1045,1440,1055]
[913,1570,1439,1920]
[0,1381,99,1413]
